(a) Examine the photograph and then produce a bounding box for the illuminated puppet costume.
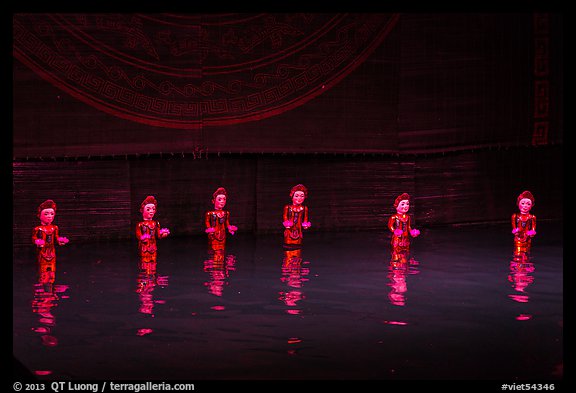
[136,196,170,264]
[32,199,69,274]
[283,184,311,247]
[205,187,237,251]
[511,190,537,255]
[387,193,420,252]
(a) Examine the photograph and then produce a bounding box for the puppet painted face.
[39,208,55,225]
[396,199,410,215]
[518,198,533,215]
[292,191,306,206]
[214,194,227,210]
[142,203,156,220]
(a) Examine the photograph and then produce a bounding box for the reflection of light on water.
[41,335,58,346]
[382,320,408,326]
[508,254,535,320]
[508,294,529,303]
[211,305,226,311]
[204,252,236,297]
[32,276,69,347]
[135,264,169,335]
[278,290,304,304]
[34,370,52,376]
[287,337,302,355]
[38,317,55,326]
[280,249,310,314]
[136,261,169,316]
[387,251,419,307]
[278,290,305,314]
[137,328,153,336]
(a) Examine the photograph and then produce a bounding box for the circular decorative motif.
[13,13,399,129]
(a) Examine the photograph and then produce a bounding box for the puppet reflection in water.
[508,251,535,311]
[136,196,170,264]
[511,190,537,256]
[203,249,237,297]
[283,184,311,248]
[32,262,69,347]
[136,261,169,317]
[279,248,310,314]
[387,249,420,306]
[205,187,237,251]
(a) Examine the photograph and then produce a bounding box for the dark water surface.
[13,223,563,381]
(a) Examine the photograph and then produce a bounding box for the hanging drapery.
[13,13,399,129]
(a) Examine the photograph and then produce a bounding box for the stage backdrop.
[12,13,563,246]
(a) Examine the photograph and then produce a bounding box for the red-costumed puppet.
[282,184,311,247]
[32,199,69,276]
[136,196,170,264]
[511,190,537,255]
[205,187,237,251]
[387,193,420,252]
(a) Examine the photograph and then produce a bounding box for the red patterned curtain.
[13,13,398,129]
